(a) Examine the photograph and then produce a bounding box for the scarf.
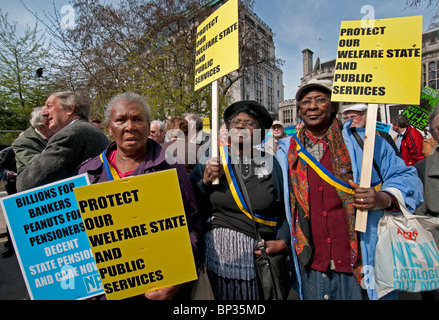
[288,118,362,283]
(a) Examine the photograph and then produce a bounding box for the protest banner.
[0,174,103,300]
[194,0,239,184]
[332,16,423,232]
[73,169,197,300]
[202,117,211,132]
[376,121,391,133]
[332,15,422,105]
[194,0,239,91]
[401,86,439,131]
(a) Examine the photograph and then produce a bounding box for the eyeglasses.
[229,119,258,128]
[299,97,329,108]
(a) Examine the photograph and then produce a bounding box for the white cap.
[341,104,367,114]
[272,120,284,127]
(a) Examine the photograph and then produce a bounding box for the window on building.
[423,64,426,88]
[266,71,274,111]
[282,109,292,124]
[255,67,263,105]
[245,15,255,27]
[251,36,258,52]
[437,61,439,88]
[262,42,270,61]
[429,61,438,89]
[257,26,266,36]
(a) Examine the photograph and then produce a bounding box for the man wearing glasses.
[264,120,289,155]
[274,78,422,300]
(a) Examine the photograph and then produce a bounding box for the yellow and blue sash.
[100,152,120,181]
[294,137,382,193]
[219,145,278,228]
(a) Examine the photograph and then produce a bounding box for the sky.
[253,0,436,99]
[2,0,437,100]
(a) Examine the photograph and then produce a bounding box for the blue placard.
[376,121,391,133]
[0,174,104,300]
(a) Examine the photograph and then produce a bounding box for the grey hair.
[429,105,439,129]
[150,120,165,131]
[29,106,46,129]
[104,92,151,126]
[392,114,410,128]
[50,91,90,119]
[184,113,203,131]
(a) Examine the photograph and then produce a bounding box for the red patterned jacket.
[400,125,425,166]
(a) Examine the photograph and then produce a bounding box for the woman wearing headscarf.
[190,100,291,300]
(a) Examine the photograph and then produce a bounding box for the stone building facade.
[228,10,284,119]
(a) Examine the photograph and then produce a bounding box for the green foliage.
[0,10,53,144]
[11,0,258,129]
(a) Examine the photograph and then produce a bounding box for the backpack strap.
[351,127,384,183]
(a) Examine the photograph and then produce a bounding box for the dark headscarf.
[223,100,273,131]
[223,101,273,142]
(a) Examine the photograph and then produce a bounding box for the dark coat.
[0,146,17,195]
[12,126,48,174]
[16,118,109,192]
[415,150,439,245]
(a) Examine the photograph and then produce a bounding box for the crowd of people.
[0,79,438,300]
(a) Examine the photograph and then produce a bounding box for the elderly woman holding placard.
[190,100,292,300]
[78,92,201,300]
[275,79,423,300]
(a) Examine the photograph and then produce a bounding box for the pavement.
[0,238,28,300]
[0,191,29,300]
[0,191,7,237]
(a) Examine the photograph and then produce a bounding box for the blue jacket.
[275,120,423,300]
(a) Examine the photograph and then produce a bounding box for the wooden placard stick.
[211,80,220,185]
[355,103,378,232]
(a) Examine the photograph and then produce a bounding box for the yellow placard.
[73,169,197,300]
[332,16,422,105]
[202,117,211,133]
[194,0,239,91]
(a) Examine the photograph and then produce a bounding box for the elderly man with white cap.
[342,104,368,127]
[342,103,401,157]
[264,120,289,155]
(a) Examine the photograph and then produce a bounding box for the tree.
[28,0,215,120]
[405,0,437,7]
[28,0,265,122]
[0,10,53,144]
[405,0,438,29]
